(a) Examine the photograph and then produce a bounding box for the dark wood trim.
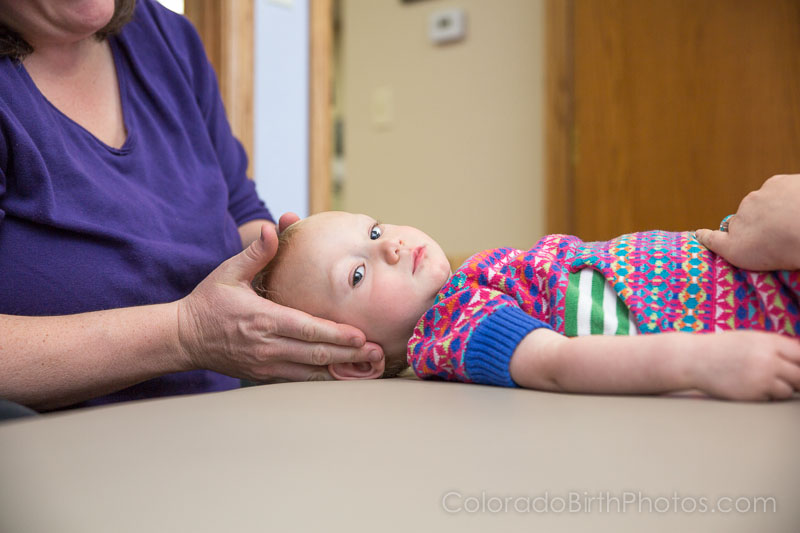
[544,0,575,234]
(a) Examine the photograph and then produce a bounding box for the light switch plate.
[429,8,467,45]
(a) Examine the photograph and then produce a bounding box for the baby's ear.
[328,358,385,381]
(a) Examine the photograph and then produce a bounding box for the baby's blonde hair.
[252,220,306,305]
[252,218,409,379]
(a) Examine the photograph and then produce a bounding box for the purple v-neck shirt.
[0,0,273,408]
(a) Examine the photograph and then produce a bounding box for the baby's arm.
[509,329,800,401]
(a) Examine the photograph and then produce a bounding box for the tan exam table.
[0,378,798,532]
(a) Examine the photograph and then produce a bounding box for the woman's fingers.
[257,301,385,366]
[252,361,337,382]
[264,333,383,368]
[278,212,301,233]
[695,228,736,261]
[220,223,279,284]
[244,336,384,381]
[265,302,366,348]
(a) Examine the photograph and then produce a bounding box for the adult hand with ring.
[695,174,800,271]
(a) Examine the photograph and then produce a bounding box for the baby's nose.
[380,239,403,264]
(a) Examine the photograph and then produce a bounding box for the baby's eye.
[352,265,365,287]
[370,225,382,240]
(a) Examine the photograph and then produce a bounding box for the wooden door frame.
[185,0,255,176]
[309,0,333,213]
[544,0,574,235]
[186,0,332,214]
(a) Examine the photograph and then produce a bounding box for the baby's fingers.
[776,336,800,364]
[769,379,796,401]
[777,359,800,391]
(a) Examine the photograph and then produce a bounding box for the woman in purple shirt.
[0,0,381,411]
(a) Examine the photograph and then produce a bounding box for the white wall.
[340,0,546,260]
[253,0,310,219]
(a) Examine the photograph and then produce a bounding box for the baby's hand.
[691,330,800,401]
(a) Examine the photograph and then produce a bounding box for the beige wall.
[339,0,546,262]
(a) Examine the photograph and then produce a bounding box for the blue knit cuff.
[464,306,552,388]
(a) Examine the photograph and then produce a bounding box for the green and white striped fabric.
[564,269,638,337]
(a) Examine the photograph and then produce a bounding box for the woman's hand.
[690,331,800,401]
[696,174,800,271]
[278,212,301,233]
[177,223,383,382]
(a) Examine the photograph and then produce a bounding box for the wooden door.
[548,0,800,241]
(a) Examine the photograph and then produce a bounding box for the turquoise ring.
[719,214,735,232]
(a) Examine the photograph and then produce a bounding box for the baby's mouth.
[412,245,426,274]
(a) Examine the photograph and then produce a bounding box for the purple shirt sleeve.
[125,0,272,227]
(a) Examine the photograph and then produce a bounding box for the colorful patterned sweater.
[407,231,800,387]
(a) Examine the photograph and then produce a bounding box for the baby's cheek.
[370,291,403,319]
[369,289,414,326]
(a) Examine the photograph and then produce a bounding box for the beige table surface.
[0,379,798,532]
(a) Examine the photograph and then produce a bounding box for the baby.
[254,211,800,401]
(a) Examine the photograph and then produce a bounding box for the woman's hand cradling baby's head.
[253,211,452,380]
[176,222,384,383]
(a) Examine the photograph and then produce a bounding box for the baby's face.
[275,212,452,357]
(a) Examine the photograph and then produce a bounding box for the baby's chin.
[367,323,418,361]
[373,332,411,360]
[364,295,442,358]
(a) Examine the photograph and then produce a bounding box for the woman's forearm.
[0,303,191,410]
[510,329,695,395]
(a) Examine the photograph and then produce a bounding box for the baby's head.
[254,211,452,380]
